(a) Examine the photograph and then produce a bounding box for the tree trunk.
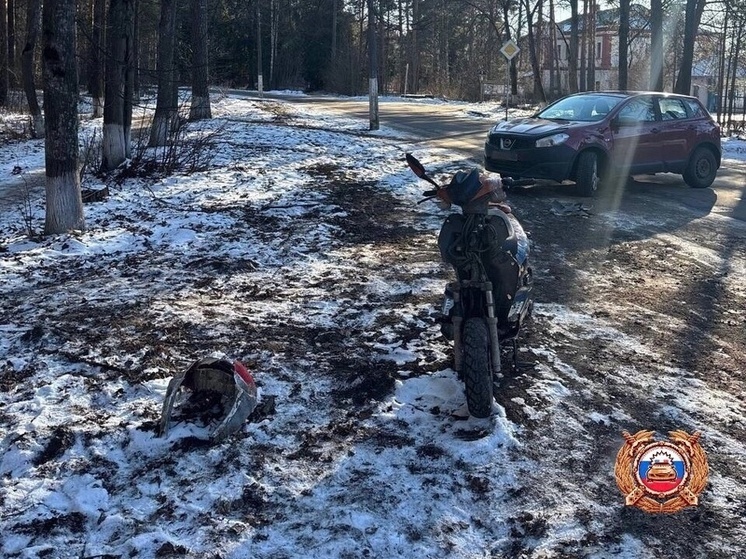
[368,0,378,130]
[22,0,43,137]
[270,0,277,88]
[42,0,85,234]
[256,1,263,94]
[715,15,728,125]
[524,0,546,103]
[8,0,15,86]
[411,0,419,93]
[568,0,579,93]
[133,0,140,102]
[190,0,211,120]
[649,0,663,91]
[103,0,134,170]
[378,3,386,94]
[397,0,404,94]
[580,0,587,91]
[727,27,742,130]
[586,0,595,90]
[331,0,337,60]
[89,0,106,118]
[123,0,135,158]
[674,0,706,95]
[0,0,8,106]
[149,0,177,146]
[548,0,558,96]
[618,0,629,90]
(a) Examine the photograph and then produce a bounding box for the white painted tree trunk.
[102,123,126,170]
[42,0,84,235]
[102,0,134,170]
[45,171,84,233]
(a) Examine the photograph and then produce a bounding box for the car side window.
[617,97,656,124]
[685,99,705,118]
[659,98,689,120]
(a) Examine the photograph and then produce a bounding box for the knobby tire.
[462,318,494,418]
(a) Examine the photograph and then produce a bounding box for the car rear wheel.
[575,151,600,196]
[683,147,717,189]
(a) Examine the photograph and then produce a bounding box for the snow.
[0,93,745,558]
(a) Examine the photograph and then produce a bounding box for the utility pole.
[368,0,379,130]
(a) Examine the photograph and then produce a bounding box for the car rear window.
[684,99,706,118]
[660,98,689,120]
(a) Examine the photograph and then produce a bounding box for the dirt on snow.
[1,97,745,558]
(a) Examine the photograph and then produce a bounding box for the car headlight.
[535,133,569,148]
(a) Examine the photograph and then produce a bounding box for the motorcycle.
[406,153,533,418]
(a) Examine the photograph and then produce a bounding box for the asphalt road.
[226,89,746,224]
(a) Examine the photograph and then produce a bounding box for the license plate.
[488,148,518,161]
[492,150,518,161]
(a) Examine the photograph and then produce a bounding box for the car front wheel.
[683,147,717,189]
[575,151,600,196]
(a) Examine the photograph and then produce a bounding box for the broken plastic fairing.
[158,357,258,442]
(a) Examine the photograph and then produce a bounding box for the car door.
[609,95,662,175]
[655,96,698,173]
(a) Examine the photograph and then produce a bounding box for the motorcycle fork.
[449,280,501,375]
[451,284,463,372]
[483,282,502,375]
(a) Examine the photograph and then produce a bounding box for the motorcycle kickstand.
[508,338,536,373]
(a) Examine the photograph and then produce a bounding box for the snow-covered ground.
[0,93,745,559]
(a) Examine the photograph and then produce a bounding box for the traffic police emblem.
[614,430,708,513]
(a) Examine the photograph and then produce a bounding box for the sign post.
[499,39,520,120]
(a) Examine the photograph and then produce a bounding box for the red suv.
[484,91,721,196]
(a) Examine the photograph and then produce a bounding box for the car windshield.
[537,95,624,122]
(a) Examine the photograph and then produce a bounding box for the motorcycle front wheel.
[462,317,494,418]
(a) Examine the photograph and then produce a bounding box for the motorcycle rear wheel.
[462,317,494,418]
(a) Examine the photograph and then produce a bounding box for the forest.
[0,0,744,106]
[0,0,744,234]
